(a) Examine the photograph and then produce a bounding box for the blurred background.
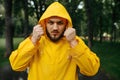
[0,0,120,80]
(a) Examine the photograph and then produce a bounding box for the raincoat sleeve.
[70,36,100,76]
[9,37,38,71]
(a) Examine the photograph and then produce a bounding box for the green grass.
[0,37,24,49]
[0,37,24,66]
[0,38,7,66]
[91,41,120,80]
[0,38,120,80]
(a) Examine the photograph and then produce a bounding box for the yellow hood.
[38,2,72,28]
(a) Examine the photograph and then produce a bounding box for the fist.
[31,25,44,45]
[64,28,76,42]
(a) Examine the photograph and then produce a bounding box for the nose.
[53,23,58,30]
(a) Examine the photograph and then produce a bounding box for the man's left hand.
[64,28,78,47]
[64,28,76,42]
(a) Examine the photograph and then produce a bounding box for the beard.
[46,29,66,42]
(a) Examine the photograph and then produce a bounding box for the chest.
[38,41,71,65]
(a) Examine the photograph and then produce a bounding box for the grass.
[0,38,120,80]
[0,37,24,66]
[91,41,120,80]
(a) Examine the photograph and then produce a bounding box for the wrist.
[31,36,39,45]
[70,39,78,48]
[31,36,36,45]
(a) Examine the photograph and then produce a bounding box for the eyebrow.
[45,18,68,25]
[47,19,64,23]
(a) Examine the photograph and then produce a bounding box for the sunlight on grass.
[0,38,5,48]
[0,37,24,49]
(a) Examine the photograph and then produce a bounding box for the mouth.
[51,30,59,35]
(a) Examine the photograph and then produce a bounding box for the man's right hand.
[31,25,44,45]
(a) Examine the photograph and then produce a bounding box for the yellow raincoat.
[9,2,100,80]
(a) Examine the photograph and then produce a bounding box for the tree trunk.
[99,16,103,43]
[4,0,13,57]
[23,0,29,38]
[84,0,94,49]
[111,0,118,42]
[98,2,103,43]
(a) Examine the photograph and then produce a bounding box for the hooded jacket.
[9,2,100,80]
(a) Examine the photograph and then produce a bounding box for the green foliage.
[0,3,5,37]
[61,0,83,36]
[0,0,120,40]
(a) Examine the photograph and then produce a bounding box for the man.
[9,2,100,80]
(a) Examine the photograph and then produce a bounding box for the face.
[45,16,68,42]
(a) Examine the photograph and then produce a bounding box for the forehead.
[46,16,67,22]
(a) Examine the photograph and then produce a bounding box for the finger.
[64,29,69,36]
[64,28,73,36]
[36,24,41,27]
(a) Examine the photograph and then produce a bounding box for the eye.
[57,21,64,25]
[48,21,54,25]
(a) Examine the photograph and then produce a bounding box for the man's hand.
[64,28,76,42]
[31,25,44,45]
[64,28,78,47]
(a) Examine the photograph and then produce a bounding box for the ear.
[65,20,68,29]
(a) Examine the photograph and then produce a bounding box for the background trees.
[0,0,120,57]
[0,0,120,80]
[4,0,13,57]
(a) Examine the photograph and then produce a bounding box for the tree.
[23,0,29,38]
[0,3,5,37]
[32,0,46,21]
[84,0,95,48]
[4,0,13,57]
[111,0,120,42]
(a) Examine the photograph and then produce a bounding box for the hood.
[38,2,72,28]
